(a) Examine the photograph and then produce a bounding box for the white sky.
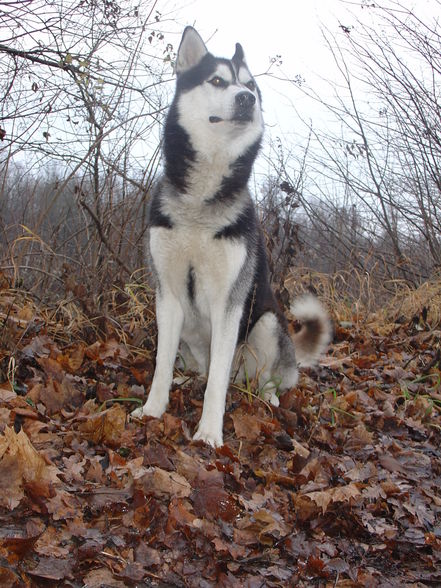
[164,0,437,125]
[169,0,438,74]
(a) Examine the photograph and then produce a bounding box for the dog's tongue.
[209,116,223,123]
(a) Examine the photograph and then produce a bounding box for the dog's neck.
[163,103,261,201]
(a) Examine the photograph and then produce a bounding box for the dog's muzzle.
[209,91,256,124]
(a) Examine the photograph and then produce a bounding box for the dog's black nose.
[235,91,256,110]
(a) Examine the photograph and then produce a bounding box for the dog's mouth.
[232,111,254,123]
[209,113,254,124]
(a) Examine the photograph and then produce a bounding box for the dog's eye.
[245,80,256,91]
[209,76,228,88]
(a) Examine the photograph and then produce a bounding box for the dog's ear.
[176,27,208,75]
[232,43,246,67]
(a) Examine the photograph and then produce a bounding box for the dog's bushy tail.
[290,294,332,368]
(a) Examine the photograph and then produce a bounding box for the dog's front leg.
[193,306,242,447]
[133,291,184,419]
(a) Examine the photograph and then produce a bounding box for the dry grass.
[285,267,441,329]
[2,271,441,361]
[0,275,156,356]
[285,266,383,324]
[383,278,441,327]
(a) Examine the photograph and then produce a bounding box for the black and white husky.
[133,27,331,447]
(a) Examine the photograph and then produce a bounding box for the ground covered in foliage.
[0,283,441,587]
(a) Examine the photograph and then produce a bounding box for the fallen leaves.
[77,402,128,446]
[0,289,441,585]
[0,427,59,509]
[303,482,361,514]
[191,467,240,522]
[141,467,191,498]
[27,556,73,582]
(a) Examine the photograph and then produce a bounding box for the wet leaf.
[0,427,59,509]
[27,556,73,580]
[78,403,127,446]
[140,467,191,498]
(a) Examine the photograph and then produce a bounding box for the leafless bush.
[265,1,441,289]
[0,0,173,312]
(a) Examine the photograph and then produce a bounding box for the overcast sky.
[169,0,438,74]
[172,0,348,71]
[157,0,438,178]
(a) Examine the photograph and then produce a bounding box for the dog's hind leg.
[234,312,299,406]
[133,291,184,419]
[193,305,242,447]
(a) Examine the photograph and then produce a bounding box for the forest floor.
[0,277,441,587]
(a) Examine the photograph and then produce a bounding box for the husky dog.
[133,27,331,447]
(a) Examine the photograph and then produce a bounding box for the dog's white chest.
[150,227,247,311]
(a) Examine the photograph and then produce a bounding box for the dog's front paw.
[131,398,167,420]
[193,424,223,448]
[131,406,144,419]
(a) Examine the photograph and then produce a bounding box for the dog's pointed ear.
[176,27,208,75]
[232,42,246,66]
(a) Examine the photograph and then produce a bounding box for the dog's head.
[171,27,264,156]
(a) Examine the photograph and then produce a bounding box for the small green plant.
[231,363,255,404]
[399,372,441,418]
[258,376,282,406]
[326,387,357,426]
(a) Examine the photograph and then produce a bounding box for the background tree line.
[1,0,440,315]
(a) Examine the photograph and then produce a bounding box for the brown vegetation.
[0,276,440,585]
[1,1,441,584]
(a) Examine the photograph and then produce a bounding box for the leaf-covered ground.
[1,287,441,587]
